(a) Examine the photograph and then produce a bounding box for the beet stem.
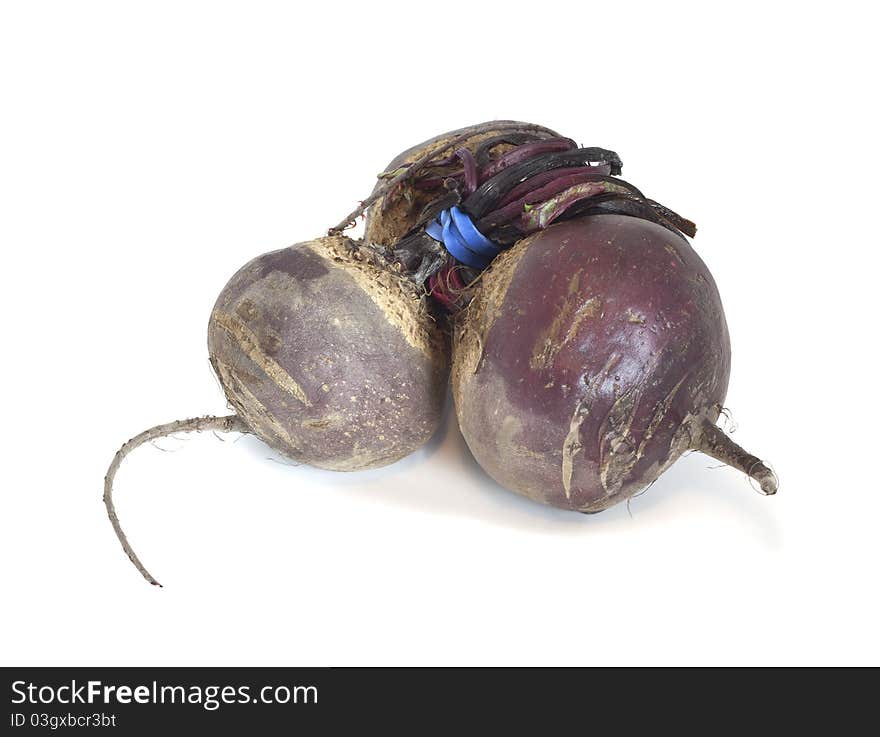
[328,121,561,235]
[103,414,250,586]
[696,419,778,495]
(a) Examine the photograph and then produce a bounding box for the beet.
[106,121,776,586]
[105,234,448,585]
[451,215,777,512]
[357,120,563,249]
[208,235,448,470]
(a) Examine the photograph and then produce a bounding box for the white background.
[1,1,877,666]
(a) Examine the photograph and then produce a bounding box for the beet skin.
[452,214,772,512]
[209,235,448,471]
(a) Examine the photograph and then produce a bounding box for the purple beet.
[452,214,776,512]
[357,120,563,249]
[104,235,449,585]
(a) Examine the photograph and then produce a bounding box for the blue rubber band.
[443,213,490,269]
[425,220,444,242]
[449,207,500,257]
[424,207,498,270]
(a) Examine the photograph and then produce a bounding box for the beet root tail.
[103,414,250,586]
[695,418,778,495]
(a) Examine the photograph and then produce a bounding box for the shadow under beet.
[235,391,782,550]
